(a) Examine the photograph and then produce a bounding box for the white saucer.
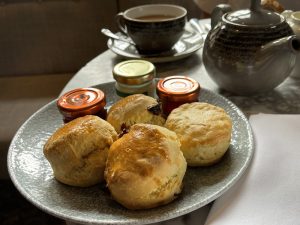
[107,28,204,63]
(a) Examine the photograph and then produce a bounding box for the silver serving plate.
[8,82,254,225]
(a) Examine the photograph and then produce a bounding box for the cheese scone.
[43,115,118,187]
[105,124,187,210]
[165,102,232,166]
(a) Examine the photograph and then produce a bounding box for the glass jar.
[57,87,107,123]
[156,76,200,117]
[112,60,155,97]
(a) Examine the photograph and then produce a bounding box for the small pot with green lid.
[112,60,156,97]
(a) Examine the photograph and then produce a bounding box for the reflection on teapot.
[203,0,300,95]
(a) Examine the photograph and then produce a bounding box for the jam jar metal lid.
[57,88,106,113]
[113,60,155,85]
[156,75,200,101]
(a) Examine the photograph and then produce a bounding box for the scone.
[105,124,187,210]
[261,0,284,13]
[106,94,165,133]
[165,102,232,166]
[43,115,118,187]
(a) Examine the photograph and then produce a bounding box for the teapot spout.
[259,35,300,57]
[255,35,300,82]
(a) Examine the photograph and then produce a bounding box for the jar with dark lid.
[113,60,155,97]
[57,87,107,123]
[156,76,200,116]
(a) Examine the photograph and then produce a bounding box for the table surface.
[61,19,300,225]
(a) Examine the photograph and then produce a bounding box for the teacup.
[116,4,187,54]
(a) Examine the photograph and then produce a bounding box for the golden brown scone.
[165,102,232,167]
[105,124,187,210]
[106,94,165,133]
[261,0,284,13]
[43,115,118,187]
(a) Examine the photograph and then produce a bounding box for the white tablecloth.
[205,114,300,225]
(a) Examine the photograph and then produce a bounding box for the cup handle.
[115,12,127,35]
[282,10,293,20]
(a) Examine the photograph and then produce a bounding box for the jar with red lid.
[57,87,107,123]
[156,76,200,117]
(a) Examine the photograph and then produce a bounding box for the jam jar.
[156,76,200,116]
[112,60,155,97]
[57,87,107,123]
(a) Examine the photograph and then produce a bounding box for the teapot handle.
[211,4,232,29]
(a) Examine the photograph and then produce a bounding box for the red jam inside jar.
[57,87,107,123]
[156,76,200,117]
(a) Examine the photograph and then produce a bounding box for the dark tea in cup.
[135,15,175,21]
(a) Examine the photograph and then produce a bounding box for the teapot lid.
[225,0,283,26]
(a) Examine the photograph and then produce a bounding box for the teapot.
[202,0,300,95]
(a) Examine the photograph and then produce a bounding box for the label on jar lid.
[113,60,155,85]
